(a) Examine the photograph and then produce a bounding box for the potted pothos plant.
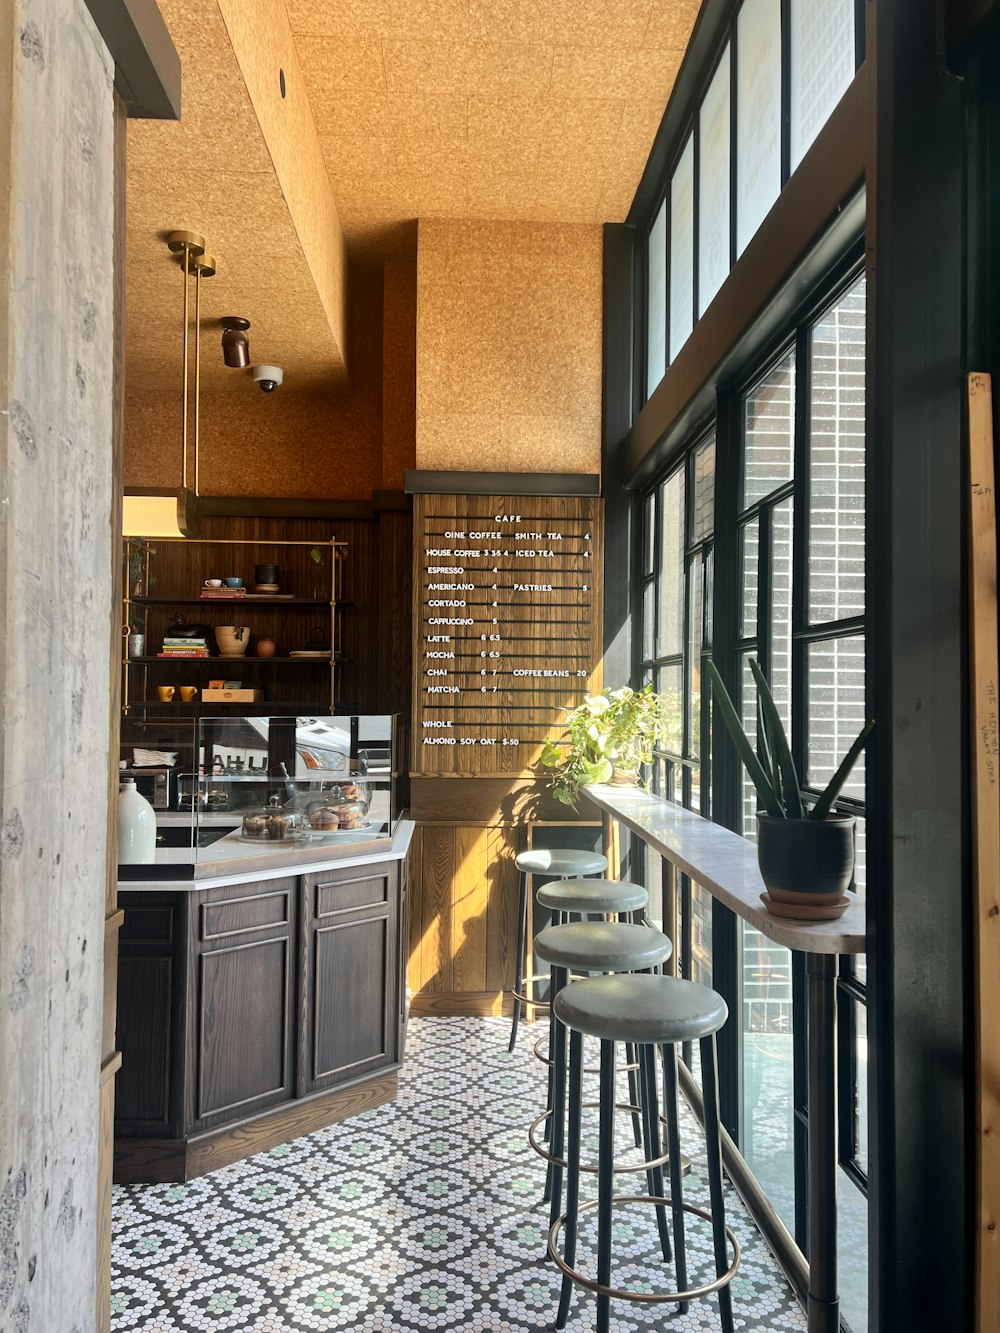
[706,658,874,902]
[539,685,674,807]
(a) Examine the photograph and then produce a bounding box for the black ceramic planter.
[756,812,856,897]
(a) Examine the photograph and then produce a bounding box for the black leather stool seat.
[534,922,672,974]
[536,877,648,916]
[555,974,728,1045]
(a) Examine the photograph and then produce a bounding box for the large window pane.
[642,492,655,577]
[699,48,732,315]
[770,498,794,735]
[647,200,667,398]
[690,882,713,985]
[659,662,684,756]
[688,554,705,758]
[669,134,695,359]
[642,580,655,660]
[736,0,782,256]
[693,436,716,541]
[790,0,855,169]
[742,923,796,1233]
[741,517,760,638]
[808,277,866,623]
[657,468,685,658]
[744,352,795,507]
[805,635,867,801]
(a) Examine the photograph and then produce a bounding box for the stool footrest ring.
[529,1105,691,1176]
[531,1035,640,1075]
[548,1194,741,1304]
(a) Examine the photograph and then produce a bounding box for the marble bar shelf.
[583,784,861,1333]
[583,784,865,955]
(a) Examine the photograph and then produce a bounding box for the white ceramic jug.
[118,778,156,864]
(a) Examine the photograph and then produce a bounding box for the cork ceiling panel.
[290,0,703,255]
[126,0,347,398]
[125,0,702,396]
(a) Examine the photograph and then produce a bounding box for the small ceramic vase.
[256,638,276,659]
[216,626,250,657]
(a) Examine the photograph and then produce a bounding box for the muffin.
[267,815,290,840]
[309,807,339,831]
[242,814,268,839]
[332,799,367,829]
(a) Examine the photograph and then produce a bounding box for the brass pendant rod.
[194,258,201,497]
[181,244,190,490]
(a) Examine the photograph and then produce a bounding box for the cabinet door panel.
[197,938,291,1124]
[311,917,389,1082]
[314,870,389,917]
[116,956,172,1130]
[202,889,290,940]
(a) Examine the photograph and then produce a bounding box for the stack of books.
[158,636,209,659]
[200,587,246,599]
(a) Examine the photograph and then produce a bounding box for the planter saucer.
[760,891,851,922]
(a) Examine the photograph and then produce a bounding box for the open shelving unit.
[122,536,349,722]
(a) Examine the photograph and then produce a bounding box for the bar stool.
[531,922,673,1235]
[532,878,649,1079]
[508,847,608,1052]
[550,973,740,1333]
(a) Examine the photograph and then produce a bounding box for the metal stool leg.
[546,965,569,1234]
[508,869,528,1052]
[662,1040,689,1312]
[625,1042,643,1148]
[555,1028,584,1331]
[701,1034,736,1333]
[596,1038,616,1333]
[639,1042,672,1263]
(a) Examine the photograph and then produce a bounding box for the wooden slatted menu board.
[412,493,603,776]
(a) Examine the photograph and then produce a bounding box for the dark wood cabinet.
[190,878,296,1132]
[299,862,399,1096]
[115,849,409,1182]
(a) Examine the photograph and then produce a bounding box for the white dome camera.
[252,364,283,393]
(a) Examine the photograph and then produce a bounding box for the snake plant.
[705,658,873,820]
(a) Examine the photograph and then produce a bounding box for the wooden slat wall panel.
[452,825,491,994]
[485,827,518,995]
[411,825,456,994]
[376,509,413,716]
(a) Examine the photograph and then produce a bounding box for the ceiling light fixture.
[123,230,216,538]
[221,315,251,368]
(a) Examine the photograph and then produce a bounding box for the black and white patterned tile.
[112,1016,810,1332]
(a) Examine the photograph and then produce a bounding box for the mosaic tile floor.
[111,1016,808,1332]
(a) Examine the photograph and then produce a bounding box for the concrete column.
[0,0,116,1326]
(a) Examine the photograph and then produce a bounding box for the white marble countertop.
[583,786,865,956]
[119,819,414,892]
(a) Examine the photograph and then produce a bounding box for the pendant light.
[122,230,216,538]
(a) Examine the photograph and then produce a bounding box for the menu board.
[412,494,603,776]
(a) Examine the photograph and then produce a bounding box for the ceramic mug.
[179,685,198,702]
[204,579,222,588]
[224,577,243,588]
[157,685,175,702]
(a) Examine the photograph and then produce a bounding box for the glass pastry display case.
[191,713,400,850]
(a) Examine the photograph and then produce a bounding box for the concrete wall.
[415,219,603,474]
[0,0,115,1325]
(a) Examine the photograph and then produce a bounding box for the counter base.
[114,1071,399,1184]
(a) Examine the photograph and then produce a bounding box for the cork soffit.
[126,0,700,397]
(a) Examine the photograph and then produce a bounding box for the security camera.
[252,365,283,393]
